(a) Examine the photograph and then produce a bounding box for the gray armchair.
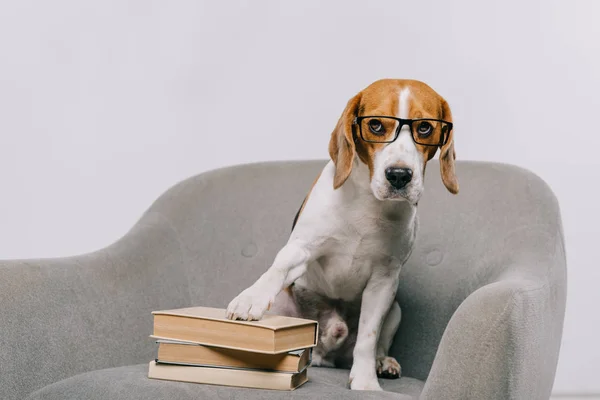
[1,160,566,400]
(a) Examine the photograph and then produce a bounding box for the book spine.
[155,360,308,374]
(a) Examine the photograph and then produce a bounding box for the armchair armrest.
[0,212,191,400]
[421,257,566,400]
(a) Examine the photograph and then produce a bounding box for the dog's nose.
[385,167,413,189]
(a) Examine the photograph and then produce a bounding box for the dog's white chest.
[298,217,410,301]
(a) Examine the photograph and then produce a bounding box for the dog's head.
[328,79,458,203]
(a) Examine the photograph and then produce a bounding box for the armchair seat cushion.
[25,364,424,400]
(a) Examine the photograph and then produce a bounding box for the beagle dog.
[226,79,458,391]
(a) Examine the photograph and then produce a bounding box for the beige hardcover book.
[156,341,311,373]
[151,306,318,354]
[147,361,308,391]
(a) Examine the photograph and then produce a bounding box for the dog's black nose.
[385,167,413,189]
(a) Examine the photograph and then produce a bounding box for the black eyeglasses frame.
[352,116,453,146]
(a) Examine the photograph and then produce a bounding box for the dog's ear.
[328,93,361,189]
[439,99,459,194]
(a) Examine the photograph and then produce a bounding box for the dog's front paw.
[226,287,272,321]
[349,366,382,391]
[349,375,382,391]
[376,356,401,379]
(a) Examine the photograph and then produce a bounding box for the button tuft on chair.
[426,249,443,266]
[241,243,258,257]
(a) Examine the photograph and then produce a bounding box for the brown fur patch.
[329,94,362,189]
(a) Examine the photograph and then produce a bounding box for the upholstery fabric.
[0,160,567,400]
[25,364,424,400]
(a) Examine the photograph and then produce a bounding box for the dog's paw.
[349,366,382,391]
[376,356,401,379]
[226,287,272,321]
[349,375,383,391]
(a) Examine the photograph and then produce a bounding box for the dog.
[226,79,458,391]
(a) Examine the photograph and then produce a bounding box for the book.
[156,340,311,373]
[151,306,318,354]
[148,361,308,391]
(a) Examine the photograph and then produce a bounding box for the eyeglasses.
[353,116,452,146]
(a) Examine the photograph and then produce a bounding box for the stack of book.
[147,306,318,391]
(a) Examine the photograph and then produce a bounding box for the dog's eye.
[416,121,433,137]
[368,119,385,135]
